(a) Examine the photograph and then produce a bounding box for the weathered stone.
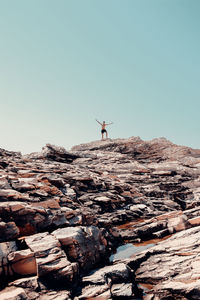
[0,189,30,201]
[25,232,59,252]
[52,226,107,270]
[46,176,66,188]
[61,207,77,219]
[167,214,190,233]
[111,283,133,297]
[39,290,71,300]
[0,241,17,277]
[30,199,60,209]
[9,276,39,300]
[8,249,37,276]
[188,216,200,226]
[133,226,200,298]
[153,279,200,299]
[0,222,19,242]
[82,263,132,284]
[77,284,110,299]
[9,276,38,290]
[41,144,79,163]
[0,177,11,189]
[25,232,78,284]
[94,196,111,203]
[0,287,28,300]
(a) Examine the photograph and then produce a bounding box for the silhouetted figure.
[96,119,113,139]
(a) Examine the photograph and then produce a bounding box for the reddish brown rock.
[8,249,37,276]
[30,199,60,209]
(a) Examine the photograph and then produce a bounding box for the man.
[96,119,113,139]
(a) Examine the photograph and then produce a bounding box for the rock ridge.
[0,137,200,299]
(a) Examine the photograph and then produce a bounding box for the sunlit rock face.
[0,137,200,298]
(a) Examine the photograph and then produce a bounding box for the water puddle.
[110,242,154,262]
[110,235,171,262]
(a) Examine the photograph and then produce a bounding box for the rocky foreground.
[1,137,200,299]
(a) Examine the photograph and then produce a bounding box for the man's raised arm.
[105,122,113,126]
[96,119,102,125]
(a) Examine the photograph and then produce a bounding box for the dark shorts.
[101,129,107,134]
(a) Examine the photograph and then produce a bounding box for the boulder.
[52,226,107,270]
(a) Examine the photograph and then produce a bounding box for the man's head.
[103,121,105,124]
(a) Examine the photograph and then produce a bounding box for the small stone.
[111,283,133,297]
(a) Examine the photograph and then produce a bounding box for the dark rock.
[0,222,19,242]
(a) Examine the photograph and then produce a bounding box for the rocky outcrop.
[121,225,200,299]
[77,263,134,299]
[25,144,80,163]
[0,137,200,298]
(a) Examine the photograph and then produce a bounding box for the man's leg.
[106,131,108,139]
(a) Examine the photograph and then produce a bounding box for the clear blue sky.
[0,0,200,153]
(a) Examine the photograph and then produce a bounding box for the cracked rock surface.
[0,137,200,299]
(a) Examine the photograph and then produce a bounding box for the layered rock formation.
[0,137,200,299]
